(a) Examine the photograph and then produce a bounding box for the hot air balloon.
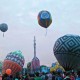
[38,10,52,28]
[0,23,8,37]
[50,62,64,72]
[40,65,49,73]
[2,50,25,75]
[53,34,80,71]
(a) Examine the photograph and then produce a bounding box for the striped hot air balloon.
[53,34,80,71]
[2,50,25,75]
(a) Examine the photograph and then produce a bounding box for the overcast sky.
[0,0,80,67]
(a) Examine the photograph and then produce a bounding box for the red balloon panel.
[2,60,22,75]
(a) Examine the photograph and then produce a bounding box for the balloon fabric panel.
[2,60,22,75]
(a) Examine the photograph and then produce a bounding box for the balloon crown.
[53,34,80,55]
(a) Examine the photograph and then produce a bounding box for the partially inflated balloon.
[50,62,64,72]
[2,50,25,75]
[40,65,49,73]
[53,34,80,71]
[38,10,52,28]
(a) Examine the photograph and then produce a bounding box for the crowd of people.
[2,70,80,80]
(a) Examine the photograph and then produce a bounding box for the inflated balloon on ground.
[53,34,80,71]
[2,50,25,75]
[50,62,64,72]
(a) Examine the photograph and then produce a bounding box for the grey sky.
[0,0,80,67]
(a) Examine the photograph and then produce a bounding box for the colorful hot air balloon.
[0,23,8,37]
[53,34,80,71]
[50,62,64,72]
[2,50,25,75]
[38,10,52,28]
[40,65,49,73]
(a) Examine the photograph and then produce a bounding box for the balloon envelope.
[53,34,80,71]
[0,23,8,32]
[2,50,25,75]
[38,10,52,28]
